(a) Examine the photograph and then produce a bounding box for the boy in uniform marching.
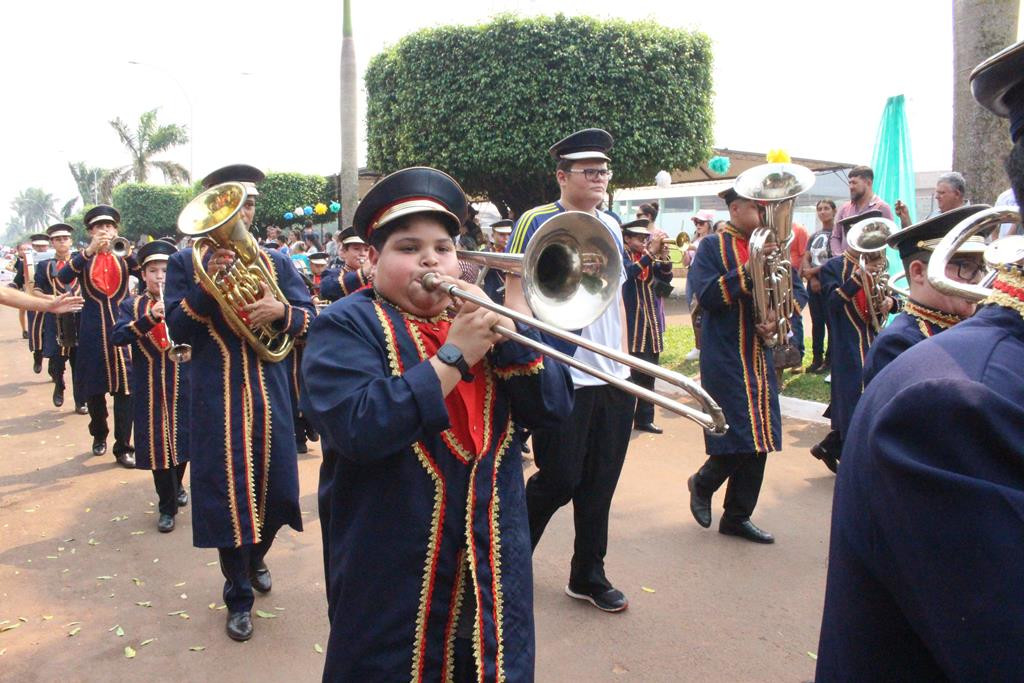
[112,240,190,532]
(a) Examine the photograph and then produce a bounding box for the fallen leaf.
[136,601,152,607]
[179,613,190,620]
[124,645,136,658]
[140,638,156,647]
[96,576,114,581]
[108,624,120,632]
[46,555,59,559]
[314,643,323,654]
[205,561,217,567]
[274,606,285,611]
[64,621,81,627]
[130,531,145,536]
[641,586,656,593]
[255,610,277,619]
[166,610,186,616]
[0,623,20,632]
[42,615,53,621]
[153,558,159,563]
[0,648,5,656]
[115,626,125,637]
[216,605,226,611]
[611,662,629,674]
[68,627,81,637]
[807,652,818,661]
[180,594,187,599]
[84,507,90,512]
[132,578,143,586]
[207,603,217,610]
[88,539,100,546]
[174,582,186,587]
[189,646,205,652]
[17,617,27,623]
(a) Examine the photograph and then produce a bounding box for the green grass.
[661,325,830,403]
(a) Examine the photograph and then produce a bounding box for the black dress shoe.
[634,422,663,434]
[52,385,64,408]
[226,611,253,642]
[92,440,107,456]
[811,443,839,474]
[115,450,136,468]
[306,425,319,443]
[75,404,89,415]
[33,359,42,374]
[250,559,272,594]
[719,518,775,544]
[565,585,628,612]
[21,330,28,339]
[176,487,188,507]
[157,513,175,533]
[687,475,712,528]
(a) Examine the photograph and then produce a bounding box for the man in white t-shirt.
[505,128,634,613]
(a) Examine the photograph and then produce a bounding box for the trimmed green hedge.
[365,14,714,215]
[110,184,193,240]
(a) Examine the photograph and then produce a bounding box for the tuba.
[928,206,1023,301]
[734,163,816,347]
[846,216,899,332]
[176,182,295,363]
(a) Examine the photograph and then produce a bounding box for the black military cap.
[30,233,50,246]
[201,164,265,196]
[836,209,883,230]
[718,187,742,205]
[548,128,613,162]
[490,219,513,234]
[353,167,468,243]
[339,226,365,246]
[309,251,329,265]
[263,240,280,250]
[970,39,1024,141]
[46,223,74,239]
[84,204,121,228]
[159,236,179,245]
[886,204,990,261]
[137,239,178,267]
[620,218,651,236]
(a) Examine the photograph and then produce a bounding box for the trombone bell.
[928,207,1022,302]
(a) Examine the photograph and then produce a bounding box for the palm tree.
[107,108,190,187]
[339,0,358,229]
[68,161,114,205]
[10,188,60,232]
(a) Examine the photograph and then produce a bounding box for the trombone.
[928,206,1023,301]
[450,211,728,435]
[157,282,192,363]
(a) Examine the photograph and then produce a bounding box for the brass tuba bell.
[176,182,295,363]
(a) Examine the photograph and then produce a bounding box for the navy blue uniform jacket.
[111,294,191,470]
[34,258,80,359]
[689,227,780,455]
[623,249,672,353]
[816,304,1024,680]
[319,265,369,302]
[862,301,961,386]
[164,247,314,548]
[14,258,45,353]
[302,288,573,682]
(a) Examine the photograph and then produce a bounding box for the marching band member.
[507,128,636,612]
[291,251,328,455]
[34,223,86,411]
[816,39,1024,679]
[862,205,989,384]
[621,218,673,434]
[480,219,513,303]
[301,166,572,680]
[685,186,780,544]
[164,164,314,642]
[111,240,190,533]
[15,234,52,374]
[58,205,137,466]
[319,226,372,302]
[810,210,895,473]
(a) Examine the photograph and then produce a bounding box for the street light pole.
[127,60,194,181]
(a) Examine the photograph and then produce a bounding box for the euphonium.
[846,216,899,332]
[928,206,1023,301]
[734,163,816,347]
[176,182,295,363]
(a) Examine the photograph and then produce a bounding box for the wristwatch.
[437,343,474,382]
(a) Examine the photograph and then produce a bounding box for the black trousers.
[692,452,768,522]
[48,349,84,407]
[808,288,831,363]
[217,523,281,613]
[86,392,133,455]
[629,350,659,425]
[152,462,188,516]
[526,384,635,593]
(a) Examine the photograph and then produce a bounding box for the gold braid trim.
[493,356,543,380]
[410,441,446,683]
[442,549,467,683]
[982,266,1024,320]
[489,428,513,681]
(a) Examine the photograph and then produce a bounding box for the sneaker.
[684,348,700,361]
[565,585,628,613]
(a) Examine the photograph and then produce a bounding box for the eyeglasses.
[568,168,613,181]
[947,259,985,283]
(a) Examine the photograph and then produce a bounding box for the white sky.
[2,0,1020,226]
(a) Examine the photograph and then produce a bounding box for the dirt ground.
[0,304,833,682]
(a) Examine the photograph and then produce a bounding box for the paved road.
[0,305,833,682]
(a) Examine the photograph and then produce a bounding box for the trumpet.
[157,282,192,363]
[452,212,727,435]
[111,236,132,258]
[928,206,1023,301]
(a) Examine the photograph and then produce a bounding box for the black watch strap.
[437,343,474,382]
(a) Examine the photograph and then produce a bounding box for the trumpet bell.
[111,237,132,258]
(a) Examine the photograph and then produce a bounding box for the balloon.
[708,156,731,174]
[314,202,328,215]
[284,212,294,220]
[303,206,313,216]
[330,201,341,213]
[295,207,304,216]
[766,149,791,163]
[655,170,672,188]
